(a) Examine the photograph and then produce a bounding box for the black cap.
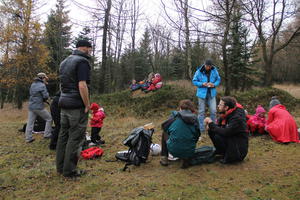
[76,40,92,48]
[205,59,213,66]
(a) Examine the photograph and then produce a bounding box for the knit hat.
[204,59,213,66]
[90,102,100,111]
[255,105,266,115]
[269,96,281,109]
[37,72,48,80]
[76,40,92,48]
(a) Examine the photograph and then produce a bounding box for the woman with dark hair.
[160,99,201,168]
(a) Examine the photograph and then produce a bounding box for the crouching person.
[160,99,201,169]
[204,96,248,164]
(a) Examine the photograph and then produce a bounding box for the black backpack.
[115,127,153,171]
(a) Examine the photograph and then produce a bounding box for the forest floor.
[0,83,299,200]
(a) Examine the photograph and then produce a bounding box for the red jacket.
[90,109,105,128]
[266,104,299,143]
[247,105,266,134]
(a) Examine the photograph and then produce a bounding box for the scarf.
[220,103,244,126]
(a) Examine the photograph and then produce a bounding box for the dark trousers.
[49,115,60,149]
[208,130,227,155]
[91,127,102,142]
[56,108,88,176]
[161,131,169,157]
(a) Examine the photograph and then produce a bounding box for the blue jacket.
[192,65,221,99]
[163,110,201,158]
[28,78,49,110]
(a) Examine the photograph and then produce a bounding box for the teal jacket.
[163,110,201,158]
[192,65,221,99]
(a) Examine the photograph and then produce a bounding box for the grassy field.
[0,83,299,200]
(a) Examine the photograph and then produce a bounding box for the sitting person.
[266,96,299,143]
[129,79,141,91]
[146,73,163,92]
[160,99,201,169]
[247,105,267,135]
[204,96,248,164]
[90,103,106,145]
[140,72,154,91]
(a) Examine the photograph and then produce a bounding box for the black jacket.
[209,107,248,163]
[58,50,91,109]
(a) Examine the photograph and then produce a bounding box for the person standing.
[25,73,52,143]
[204,96,248,164]
[192,59,221,133]
[56,40,92,177]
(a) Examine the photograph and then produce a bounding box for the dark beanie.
[269,96,281,109]
[205,59,213,66]
[76,40,92,48]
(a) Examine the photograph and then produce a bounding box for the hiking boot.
[181,159,191,169]
[95,139,105,145]
[26,138,35,143]
[160,156,169,166]
[63,169,86,178]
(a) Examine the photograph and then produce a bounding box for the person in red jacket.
[247,105,267,135]
[90,103,106,145]
[266,97,299,143]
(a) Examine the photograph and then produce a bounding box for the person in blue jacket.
[192,59,221,133]
[160,99,201,169]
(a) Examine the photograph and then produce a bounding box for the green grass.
[0,84,299,200]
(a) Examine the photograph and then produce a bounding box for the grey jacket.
[28,78,49,110]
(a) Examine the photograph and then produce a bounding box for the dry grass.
[0,85,300,200]
[273,84,300,99]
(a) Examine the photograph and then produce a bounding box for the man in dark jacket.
[25,73,52,143]
[49,92,61,150]
[56,40,92,178]
[204,96,248,164]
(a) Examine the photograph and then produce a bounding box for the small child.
[90,103,106,145]
[247,105,267,135]
[129,79,141,91]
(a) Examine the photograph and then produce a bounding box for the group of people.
[24,40,299,178]
[129,72,163,92]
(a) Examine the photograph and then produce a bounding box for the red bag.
[81,147,104,159]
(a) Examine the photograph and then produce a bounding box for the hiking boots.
[160,156,169,166]
[63,169,86,178]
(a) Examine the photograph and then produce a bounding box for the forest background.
[0,0,300,108]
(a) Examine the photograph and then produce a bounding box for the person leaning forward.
[204,96,248,164]
[56,40,92,178]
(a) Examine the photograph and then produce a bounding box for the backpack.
[81,147,104,159]
[115,126,154,171]
[189,146,216,166]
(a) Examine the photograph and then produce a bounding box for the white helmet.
[150,143,161,156]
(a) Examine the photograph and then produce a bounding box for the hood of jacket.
[199,64,216,73]
[72,49,91,60]
[176,110,198,125]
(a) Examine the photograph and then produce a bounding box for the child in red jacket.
[247,105,267,135]
[90,103,106,145]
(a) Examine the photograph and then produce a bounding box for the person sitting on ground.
[90,103,106,145]
[247,105,267,135]
[146,73,163,92]
[140,72,154,91]
[204,96,248,164]
[49,92,61,150]
[160,99,201,169]
[129,79,141,91]
[266,96,299,143]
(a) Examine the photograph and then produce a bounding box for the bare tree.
[242,0,300,86]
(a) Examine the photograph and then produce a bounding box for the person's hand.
[208,82,214,88]
[204,117,213,125]
[84,106,90,113]
[203,82,208,87]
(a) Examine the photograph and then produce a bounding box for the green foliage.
[232,87,299,114]
[92,85,196,117]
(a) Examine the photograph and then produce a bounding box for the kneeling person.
[204,96,248,164]
[160,99,201,168]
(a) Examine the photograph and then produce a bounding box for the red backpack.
[81,147,104,159]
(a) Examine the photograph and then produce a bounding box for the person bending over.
[204,96,248,164]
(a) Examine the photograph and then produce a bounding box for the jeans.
[56,108,88,176]
[198,96,216,132]
[25,109,52,142]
